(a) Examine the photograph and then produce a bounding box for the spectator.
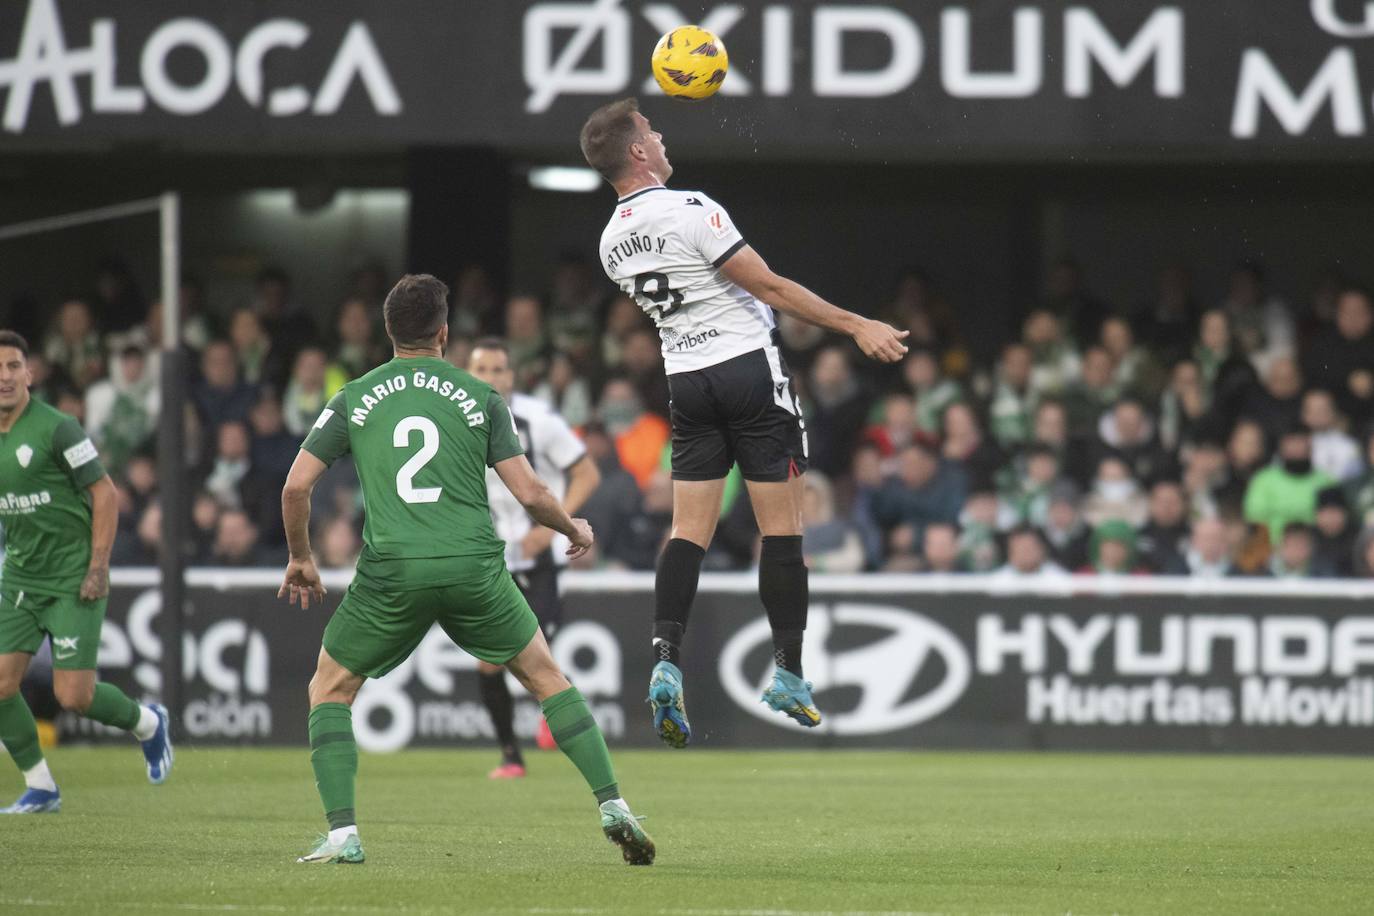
[1136,262,1199,364]
[111,500,161,566]
[43,299,103,389]
[1243,425,1335,544]
[548,253,603,360]
[449,264,501,337]
[1313,487,1357,577]
[1354,528,1374,578]
[1083,454,1148,527]
[957,490,1006,572]
[202,420,278,535]
[318,517,362,569]
[1064,346,1118,439]
[504,295,549,390]
[334,297,386,380]
[1181,516,1236,578]
[1219,260,1294,371]
[1302,388,1363,481]
[993,525,1068,578]
[1158,359,1209,453]
[84,344,159,474]
[211,509,277,566]
[620,328,670,418]
[532,350,594,429]
[227,306,282,388]
[23,351,66,404]
[805,346,869,477]
[282,346,333,437]
[919,521,965,573]
[1042,256,1108,344]
[597,377,669,490]
[599,293,647,373]
[850,442,888,567]
[1303,287,1374,423]
[1216,419,1270,514]
[988,342,1035,448]
[1269,523,1334,579]
[444,333,475,374]
[801,472,864,573]
[1239,355,1304,443]
[1041,480,1090,571]
[189,491,221,563]
[1001,444,1060,527]
[91,258,147,335]
[904,347,963,435]
[248,393,298,484]
[1097,398,1172,484]
[941,402,1002,490]
[863,393,917,459]
[193,339,259,428]
[1344,428,1374,526]
[1101,316,1163,399]
[571,424,649,569]
[777,311,827,376]
[1137,478,1190,573]
[252,265,317,363]
[1182,436,1228,518]
[1023,309,1080,397]
[870,441,968,545]
[1085,520,1147,575]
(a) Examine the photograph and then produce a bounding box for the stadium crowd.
[7,255,1374,579]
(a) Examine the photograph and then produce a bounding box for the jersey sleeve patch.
[313,407,336,430]
[63,438,98,469]
[705,209,732,240]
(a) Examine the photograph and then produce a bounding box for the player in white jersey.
[468,338,601,778]
[580,98,908,747]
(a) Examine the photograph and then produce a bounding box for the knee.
[54,679,94,713]
[0,673,21,701]
[308,670,359,708]
[512,656,569,701]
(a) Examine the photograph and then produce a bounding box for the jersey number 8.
[633,271,684,322]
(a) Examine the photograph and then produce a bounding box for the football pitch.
[2,747,1371,915]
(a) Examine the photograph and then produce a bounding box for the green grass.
[2,747,1372,915]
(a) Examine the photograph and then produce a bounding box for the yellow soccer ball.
[650,26,729,100]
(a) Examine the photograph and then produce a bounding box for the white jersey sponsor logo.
[599,187,775,374]
[62,437,97,468]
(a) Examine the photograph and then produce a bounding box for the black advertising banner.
[4,1,1374,160]
[67,572,1374,753]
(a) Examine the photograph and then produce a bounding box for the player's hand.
[566,518,594,561]
[852,319,909,364]
[278,556,327,609]
[520,526,555,562]
[80,564,109,601]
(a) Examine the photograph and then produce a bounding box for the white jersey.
[599,186,776,374]
[486,393,587,571]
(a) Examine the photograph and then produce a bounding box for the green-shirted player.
[278,275,654,865]
[0,330,173,814]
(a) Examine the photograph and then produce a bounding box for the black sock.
[760,535,808,677]
[479,670,522,765]
[653,538,705,667]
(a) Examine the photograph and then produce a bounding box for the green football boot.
[297,833,365,864]
[599,799,655,865]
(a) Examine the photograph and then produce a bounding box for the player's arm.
[279,393,350,609]
[81,475,117,600]
[495,455,594,561]
[279,449,329,609]
[520,417,601,558]
[719,245,909,363]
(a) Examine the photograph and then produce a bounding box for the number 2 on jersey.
[633,271,684,322]
[394,415,441,504]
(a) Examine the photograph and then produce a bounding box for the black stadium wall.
[71,571,1374,754]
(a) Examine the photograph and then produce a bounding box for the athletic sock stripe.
[551,714,598,744]
[594,783,621,804]
[310,731,357,749]
[326,807,356,830]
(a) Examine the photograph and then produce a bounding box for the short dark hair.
[580,98,642,182]
[471,337,509,356]
[0,330,29,358]
[384,274,449,347]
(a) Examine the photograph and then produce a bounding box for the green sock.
[541,686,619,804]
[308,703,357,830]
[85,682,141,731]
[0,694,44,772]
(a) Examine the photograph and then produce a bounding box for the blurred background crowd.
[7,252,1374,579]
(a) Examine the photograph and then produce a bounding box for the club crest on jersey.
[16,444,32,467]
[620,208,633,219]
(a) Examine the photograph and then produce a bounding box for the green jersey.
[0,397,106,596]
[302,356,524,591]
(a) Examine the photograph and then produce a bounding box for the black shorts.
[667,344,809,483]
[513,553,562,639]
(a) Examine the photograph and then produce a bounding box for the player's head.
[0,330,31,413]
[580,98,671,186]
[384,273,450,353]
[467,337,514,400]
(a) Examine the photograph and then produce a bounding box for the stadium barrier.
[76,570,1374,753]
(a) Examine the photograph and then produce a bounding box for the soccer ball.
[650,26,729,100]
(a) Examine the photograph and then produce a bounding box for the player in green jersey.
[0,331,173,815]
[278,275,654,865]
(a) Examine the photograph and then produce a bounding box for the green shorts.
[323,563,540,679]
[0,583,105,670]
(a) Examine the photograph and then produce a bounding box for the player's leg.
[45,593,170,782]
[652,366,730,746]
[505,630,654,865]
[476,658,524,777]
[0,585,61,813]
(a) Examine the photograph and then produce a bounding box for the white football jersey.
[599,186,776,374]
[486,393,587,571]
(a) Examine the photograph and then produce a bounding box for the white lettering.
[1063,7,1183,98]
[814,7,922,97]
[1232,47,1364,138]
[1115,615,1184,675]
[523,0,630,113]
[941,7,1042,98]
[1311,0,1374,38]
[141,18,233,115]
[235,19,310,116]
[312,21,402,115]
[977,614,1044,674]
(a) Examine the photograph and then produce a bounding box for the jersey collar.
[616,185,667,205]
